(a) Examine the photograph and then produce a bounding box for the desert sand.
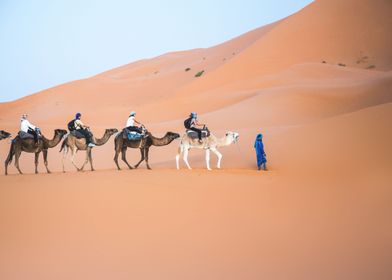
[0,0,391,279]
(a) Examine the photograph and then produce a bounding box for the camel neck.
[150,134,172,146]
[43,132,62,148]
[94,132,111,146]
[216,135,232,148]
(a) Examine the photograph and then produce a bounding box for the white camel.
[176,131,239,170]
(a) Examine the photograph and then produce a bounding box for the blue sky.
[0,0,313,102]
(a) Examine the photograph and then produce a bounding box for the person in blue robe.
[254,133,267,171]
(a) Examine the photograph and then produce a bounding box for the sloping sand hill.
[0,0,391,279]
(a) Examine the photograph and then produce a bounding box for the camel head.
[0,130,11,140]
[225,131,239,144]
[105,128,119,136]
[55,129,68,138]
[165,132,180,141]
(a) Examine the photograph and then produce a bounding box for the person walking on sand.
[254,133,267,171]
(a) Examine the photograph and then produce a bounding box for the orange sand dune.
[178,0,392,96]
[0,21,277,126]
[0,0,391,279]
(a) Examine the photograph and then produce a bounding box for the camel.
[176,131,239,170]
[0,130,11,140]
[60,128,118,172]
[114,131,180,170]
[4,129,67,175]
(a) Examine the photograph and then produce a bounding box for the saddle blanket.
[70,130,85,139]
[123,129,143,140]
[186,129,210,139]
[18,131,42,140]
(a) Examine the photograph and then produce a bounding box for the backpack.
[68,119,76,132]
[184,117,192,129]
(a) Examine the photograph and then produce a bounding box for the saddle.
[18,131,42,140]
[70,130,86,139]
[186,128,210,139]
[122,128,143,141]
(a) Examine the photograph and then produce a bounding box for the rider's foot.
[88,143,96,147]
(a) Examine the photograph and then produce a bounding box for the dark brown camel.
[60,128,118,172]
[0,130,11,140]
[114,131,180,170]
[4,129,67,175]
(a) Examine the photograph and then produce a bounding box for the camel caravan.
[2,112,240,175]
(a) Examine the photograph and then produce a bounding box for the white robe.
[20,119,36,133]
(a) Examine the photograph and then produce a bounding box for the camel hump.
[18,131,36,140]
[122,128,143,140]
[70,130,85,139]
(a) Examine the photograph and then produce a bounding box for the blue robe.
[254,134,266,166]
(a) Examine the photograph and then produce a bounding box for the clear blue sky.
[0,0,313,102]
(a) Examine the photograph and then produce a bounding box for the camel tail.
[59,139,67,153]
[5,141,15,165]
[177,145,183,155]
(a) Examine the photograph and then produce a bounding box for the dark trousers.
[77,128,93,144]
[126,126,143,134]
[189,127,202,140]
[27,128,38,142]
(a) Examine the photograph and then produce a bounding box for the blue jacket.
[254,134,266,165]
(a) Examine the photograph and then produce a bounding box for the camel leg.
[183,148,192,170]
[175,146,183,170]
[114,146,121,170]
[14,148,23,174]
[121,147,133,169]
[62,146,68,173]
[5,143,15,175]
[134,148,145,169]
[210,147,222,169]
[145,148,151,170]
[70,147,80,171]
[42,149,51,174]
[88,149,95,171]
[79,148,91,171]
[205,149,212,171]
[4,159,8,175]
[34,152,39,174]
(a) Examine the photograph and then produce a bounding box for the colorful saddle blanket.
[123,129,143,140]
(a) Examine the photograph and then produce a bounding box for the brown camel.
[4,129,67,175]
[60,128,118,172]
[0,130,11,140]
[114,131,180,170]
